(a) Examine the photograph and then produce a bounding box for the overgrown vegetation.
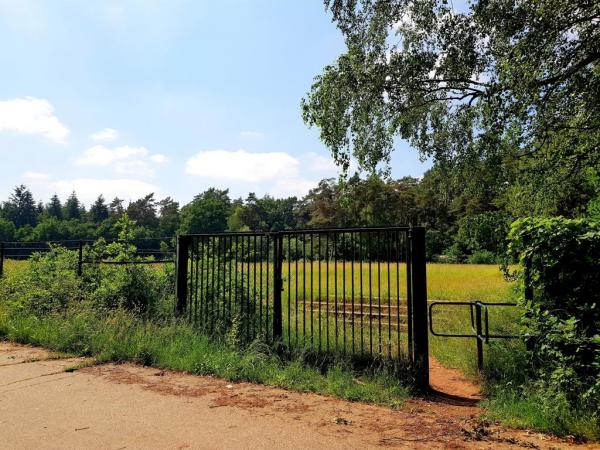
[476,218,600,440]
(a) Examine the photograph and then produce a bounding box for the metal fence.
[176,227,429,391]
[0,237,175,277]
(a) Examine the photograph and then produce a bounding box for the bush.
[505,217,600,422]
[467,250,497,264]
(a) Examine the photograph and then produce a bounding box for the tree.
[64,191,82,220]
[46,194,63,219]
[127,193,159,229]
[89,195,109,223]
[157,197,180,236]
[109,197,125,218]
[180,188,231,234]
[303,0,600,214]
[3,185,38,228]
[0,218,16,241]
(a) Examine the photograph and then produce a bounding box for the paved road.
[0,342,592,449]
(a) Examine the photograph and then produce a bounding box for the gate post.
[272,233,283,342]
[176,235,190,315]
[410,227,429,393]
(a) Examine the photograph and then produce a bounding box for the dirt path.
[0,342,595,449]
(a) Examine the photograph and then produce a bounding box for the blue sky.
[0,0,430,206]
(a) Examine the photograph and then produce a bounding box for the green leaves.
[507,217,600,413]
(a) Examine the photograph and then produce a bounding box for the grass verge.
[0,305,409,407]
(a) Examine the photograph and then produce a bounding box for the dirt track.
[0,342,595,449]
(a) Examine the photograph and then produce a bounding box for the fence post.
[175,235,190,315]
[475,303,484,371]
[0,242,4,278]
[272,233,283,342]
[410,227,429,393]
[77,240,83,276]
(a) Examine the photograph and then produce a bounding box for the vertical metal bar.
[195,239,201,323]
[266,234,270,340]
[368,232,373,354]
[342,233,346,354]
[210,236,216,334]
[246,236,251,340]
[199,237,205,326]
[359,232,364,353]
[396,231,401,356]
[295,236,299,346]
[476,303,484,371]
[189,238,195,322]
[240,236,245,338]
[288,234,292,346]
[259,235,263,337]
[387,231,392,358]
[351,232,355,355]
[325,232,330,351]
[229,236,233,323]
[310,233,314,348]
[377,232,382,354]
[318,233,322,352]
[405,231,413,357]
[222,236,227,328]
[253,234,258,339]
[175,235,190,315]
[235,235,239,324]
[273,232,283,342]
[410,227,429,393]
[302,234,306,346]
[334,232,338,351]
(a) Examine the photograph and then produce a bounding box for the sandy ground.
[0,342,596,450]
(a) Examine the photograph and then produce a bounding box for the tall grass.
[0,304,408,406]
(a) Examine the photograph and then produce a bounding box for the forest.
[2,157,599,263]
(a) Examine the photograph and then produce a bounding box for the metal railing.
[0,238,176,277]
[428,300,520,371]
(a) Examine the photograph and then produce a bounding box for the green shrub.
[467,250,497,264]
[504,217,600,425]
[0,246,82,315]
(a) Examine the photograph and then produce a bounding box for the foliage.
[505,217,600,421]
[455,211,509,256]
[180,188,231,234]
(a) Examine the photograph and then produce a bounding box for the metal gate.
[175,227,428,391]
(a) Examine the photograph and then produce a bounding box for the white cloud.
[149,154,167,164]
[49,178,160,205]
[0,97,69,143]
[270,177,318,198]
[23,171,50,184]
[76,145,149,166]
[240,130,263,138]
[185,149,299,183]
[305,152,338,173]
[75,145,167,178]
[90,127,119,141]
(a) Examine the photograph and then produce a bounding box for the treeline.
[2,168,597,262]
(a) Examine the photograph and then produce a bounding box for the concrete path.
[0,342,594,449]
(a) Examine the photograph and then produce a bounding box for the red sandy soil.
[0,341,597,449]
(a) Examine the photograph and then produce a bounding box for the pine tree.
[3,185,38,228]
[46,194,63,219]
[64,191,81,220]
[89,195,109,223]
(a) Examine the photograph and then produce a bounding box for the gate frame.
[175,226,429,392]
